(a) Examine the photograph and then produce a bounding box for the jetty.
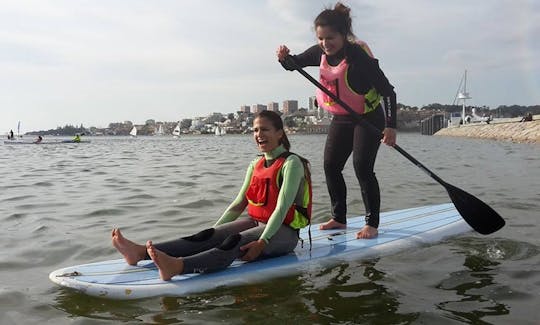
[435,116,539,143]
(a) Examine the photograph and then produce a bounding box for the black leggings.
[151,218,299,274]
[323,107,386,228]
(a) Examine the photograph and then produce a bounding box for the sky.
[1,0,539,133]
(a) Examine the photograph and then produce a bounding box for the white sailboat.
[155,124,164,136]
[172,123,181,138]
[214,125,226,136]
[130,126,137,137]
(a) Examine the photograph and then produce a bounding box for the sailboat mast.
[462,70,466,124]
[458,69,471,125]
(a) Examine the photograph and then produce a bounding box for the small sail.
[172,123,181,137]
[130,126,137,137]
[214,125,226,136]
[156,124,164,136]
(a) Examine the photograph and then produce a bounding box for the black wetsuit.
[281,42,397,228]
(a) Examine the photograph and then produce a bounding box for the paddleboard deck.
[49,203,471,299]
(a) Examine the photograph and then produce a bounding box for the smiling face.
[253,116,283,153]
[316,25,346,56]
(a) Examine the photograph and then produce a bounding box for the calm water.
[0,134,538,324]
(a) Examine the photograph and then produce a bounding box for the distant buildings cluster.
[242,99,302,115]
[84,97,334,136]
[22,97,538,137]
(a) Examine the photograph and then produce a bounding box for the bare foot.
[319,219,346,230]
[356,225,378,239]
[146,240,184,281]
[111,228,147,266]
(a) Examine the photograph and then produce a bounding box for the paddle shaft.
[289,57,447,185]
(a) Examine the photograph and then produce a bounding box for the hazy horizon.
[1,0,539,133]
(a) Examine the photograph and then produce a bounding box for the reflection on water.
[435,238,539,323]
[438,241,509,322]
[298,260,418,324]
[53,290,145,322]
[1,134,539,324]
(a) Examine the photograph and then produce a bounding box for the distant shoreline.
[435,116,539,143]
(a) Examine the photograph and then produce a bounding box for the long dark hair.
[255,110,290,150]
[255,110,311,181]
[314,2,355,42]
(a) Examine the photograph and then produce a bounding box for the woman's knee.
[324,160,343,174]
[217,234,242,251]
[353,165,376,184]
[352,156,376,175]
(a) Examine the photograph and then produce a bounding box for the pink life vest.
[316,41,380,115]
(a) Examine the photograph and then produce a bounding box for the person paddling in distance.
[112,110,312,281]
[276,2,397,239]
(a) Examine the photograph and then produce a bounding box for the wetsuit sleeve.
[259,155,304,243]
[280,44,322,70]
[369,59,397,129]
[347,44,397,128]
[213,161,254,226]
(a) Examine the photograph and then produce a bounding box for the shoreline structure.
[434,115,539,143]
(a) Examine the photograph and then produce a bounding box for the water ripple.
[85,208,127,217]
[0,134,538,324]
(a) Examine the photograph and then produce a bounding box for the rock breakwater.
[435,118,539,143]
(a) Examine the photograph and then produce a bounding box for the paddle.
[283,55,505,235]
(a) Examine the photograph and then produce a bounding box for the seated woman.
[112,110,312,281]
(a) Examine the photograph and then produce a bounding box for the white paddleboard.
[49,203,471,299]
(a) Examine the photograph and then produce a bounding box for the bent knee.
[353,166,376,180]
[217,234,241,251]
[324,161,343,174]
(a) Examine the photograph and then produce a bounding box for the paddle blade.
[444,182,505,235]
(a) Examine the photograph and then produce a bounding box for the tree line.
[399,103,540,118]
[25,104,539,135]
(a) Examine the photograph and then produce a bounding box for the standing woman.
[276,2,397,239]
[111,110,312,280]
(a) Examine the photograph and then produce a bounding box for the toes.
[146,241,155,257]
